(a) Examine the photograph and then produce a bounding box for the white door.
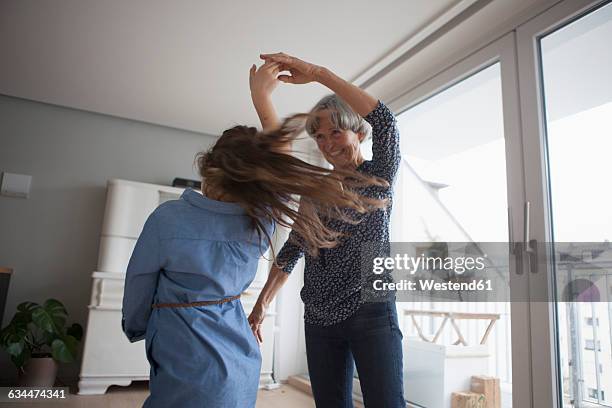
[384,32,532,408]
[517,0,612,407]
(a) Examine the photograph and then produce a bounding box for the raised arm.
[249,62,281,131]
[249,61,295,155]
[317,68,378,117]
[260,52,378,117]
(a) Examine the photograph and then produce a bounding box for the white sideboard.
[77,179,276,395]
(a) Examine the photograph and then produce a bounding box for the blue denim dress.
[121,188,274,408]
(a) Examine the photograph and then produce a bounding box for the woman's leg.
[305,322,355,408]
[348,301,405,408]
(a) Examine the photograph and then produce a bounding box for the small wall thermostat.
[1,172,32,198]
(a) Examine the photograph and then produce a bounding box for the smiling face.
[313,115,365,169]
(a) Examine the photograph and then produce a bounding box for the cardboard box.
[470,375,501,408]
[451,391,486,408]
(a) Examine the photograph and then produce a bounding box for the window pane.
[393,63,508,243]
[388,63,513,408]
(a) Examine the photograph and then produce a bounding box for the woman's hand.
[248,265,290,344]
[249,61,282,99]
[262,52,378,117]
[260,52,325,85]
[248,301,266,344]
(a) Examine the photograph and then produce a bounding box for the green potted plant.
[0,298,83,386]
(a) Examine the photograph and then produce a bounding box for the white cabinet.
[77,179,276,395]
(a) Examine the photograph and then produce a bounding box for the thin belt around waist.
[151,294,240,309]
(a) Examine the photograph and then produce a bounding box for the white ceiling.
[0,0,462,136]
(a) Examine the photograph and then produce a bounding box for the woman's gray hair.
[305,94,372,141]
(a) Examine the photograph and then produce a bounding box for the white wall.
[0,94,217,382]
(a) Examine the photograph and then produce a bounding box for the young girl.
[121,63,387,408]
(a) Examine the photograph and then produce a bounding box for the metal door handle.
[508,206,523,275]
[523,201,538,274]
[527,239,538,274]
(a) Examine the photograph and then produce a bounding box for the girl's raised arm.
[249,62,281,131]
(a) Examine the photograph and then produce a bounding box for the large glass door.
[385,32,532,408]
[518,1,612,407]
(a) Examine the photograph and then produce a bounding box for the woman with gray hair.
[248,53,404,407]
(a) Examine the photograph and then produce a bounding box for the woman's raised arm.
[260,52,378,117]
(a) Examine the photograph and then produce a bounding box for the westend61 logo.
[372,254,487,275]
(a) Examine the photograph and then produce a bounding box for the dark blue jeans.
[305,301,405,408]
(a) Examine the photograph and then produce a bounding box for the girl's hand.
[249,62,282,99]
[260,52,324,85]
[247,301,266,344]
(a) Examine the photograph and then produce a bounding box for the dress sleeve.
[364,100,401,184]
[275,229,305,274]
[121,213,162,343]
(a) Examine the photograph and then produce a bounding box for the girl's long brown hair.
[196,114,389,259]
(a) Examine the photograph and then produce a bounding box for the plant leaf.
[40,331,55,346]
[51,335,78,363]
[10,347,30,369]
[17,302,38,314]
[43,299,68,328]
[0,322,28,348]
[12,311,33,326]
[31,306,57,334]
[32,299,67,334]
[5,340,25,357]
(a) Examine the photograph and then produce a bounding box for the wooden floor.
[1,381,316,408]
